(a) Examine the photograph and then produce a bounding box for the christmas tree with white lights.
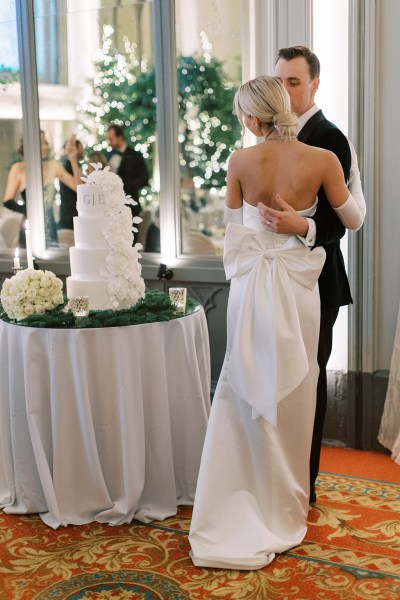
[78,25,242,191]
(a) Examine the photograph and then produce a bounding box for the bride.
[188,76,365,570]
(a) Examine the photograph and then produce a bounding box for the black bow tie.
[113,150,123,156]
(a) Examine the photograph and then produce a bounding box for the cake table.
[0,307,211,528]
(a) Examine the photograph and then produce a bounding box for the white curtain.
[378,304,400,463]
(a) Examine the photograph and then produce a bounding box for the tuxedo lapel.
[297,110,325,143]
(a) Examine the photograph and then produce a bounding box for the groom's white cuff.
[298,217,316,247]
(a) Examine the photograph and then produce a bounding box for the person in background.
[86,150,108,174]
[3,131,81,246]
[106,123,149,218]
[58,138,85,231]
[258,46,366,504]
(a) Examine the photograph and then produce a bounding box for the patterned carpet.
[1,448,400,599]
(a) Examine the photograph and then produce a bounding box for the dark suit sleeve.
[119,149,149,200]
[310,128,351,248]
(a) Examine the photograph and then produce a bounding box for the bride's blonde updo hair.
[234,76,298,141]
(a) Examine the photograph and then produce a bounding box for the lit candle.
[13,247,20,269]
[25,221,34,269]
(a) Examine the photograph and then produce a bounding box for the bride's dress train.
[189,201,326,570]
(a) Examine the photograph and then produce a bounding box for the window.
[1,0,243,258]
[0,0,25,252]
[175,0,242,256]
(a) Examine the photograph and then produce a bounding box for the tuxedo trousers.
[309,305,340,493]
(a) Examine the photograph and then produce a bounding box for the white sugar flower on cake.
[83,163,127,197]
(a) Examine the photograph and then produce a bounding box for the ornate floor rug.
[1,448,399,600]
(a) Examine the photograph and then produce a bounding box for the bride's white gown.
[189,200,326,570]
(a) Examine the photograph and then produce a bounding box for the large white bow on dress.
[224,223,326,426]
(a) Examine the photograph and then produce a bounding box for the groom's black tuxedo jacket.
[297,109,352,309]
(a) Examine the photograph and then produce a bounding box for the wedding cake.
[66,164,145,311]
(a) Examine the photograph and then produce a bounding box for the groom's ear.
[311,76,320,97]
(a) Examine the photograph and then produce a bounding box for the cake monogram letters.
[82,192,106,206]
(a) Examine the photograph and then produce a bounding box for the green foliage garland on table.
[0,289,198,329]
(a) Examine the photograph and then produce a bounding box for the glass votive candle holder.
[169,287,187,314]
[69,296,90,317]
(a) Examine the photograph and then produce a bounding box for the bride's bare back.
[226,138,348,212]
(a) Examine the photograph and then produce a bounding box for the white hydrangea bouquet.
[82,163,146,309]
[1,268,64,321]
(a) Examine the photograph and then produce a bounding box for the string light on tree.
[78,25,241,195]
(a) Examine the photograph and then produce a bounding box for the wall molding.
[348,0,377,376]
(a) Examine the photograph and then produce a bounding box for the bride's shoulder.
[228,147,244,167]
[298,143,334,162]
[228,145,257,164]
[229,146,249,157]
[299,142,329,156]
[310,145,341,165]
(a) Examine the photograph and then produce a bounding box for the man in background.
[106,124,149,218]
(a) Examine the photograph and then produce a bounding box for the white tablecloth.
[0,308,211,528]
[378,305,400,463]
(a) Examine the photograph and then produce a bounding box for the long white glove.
[224,205,243,226]
[333,192,366,231]
[332,140,366,231]
[348,140,365,206]
[347,140,366,223]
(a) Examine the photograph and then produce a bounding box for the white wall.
[376,0,400,369]
[313,0,349,371]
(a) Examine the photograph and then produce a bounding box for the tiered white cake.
[66,165,145,311]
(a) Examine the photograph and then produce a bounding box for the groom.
[259,46,365,504]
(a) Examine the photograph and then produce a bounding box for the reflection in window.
[34,0,61,84]
[176,0,242,255]
[0,0,25,252]
[32,0,158,250]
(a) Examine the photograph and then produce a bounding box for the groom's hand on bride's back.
[258,195,309,237]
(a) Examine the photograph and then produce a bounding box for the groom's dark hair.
[277,46,320,80]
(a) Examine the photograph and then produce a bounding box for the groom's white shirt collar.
[297,104,320,134]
